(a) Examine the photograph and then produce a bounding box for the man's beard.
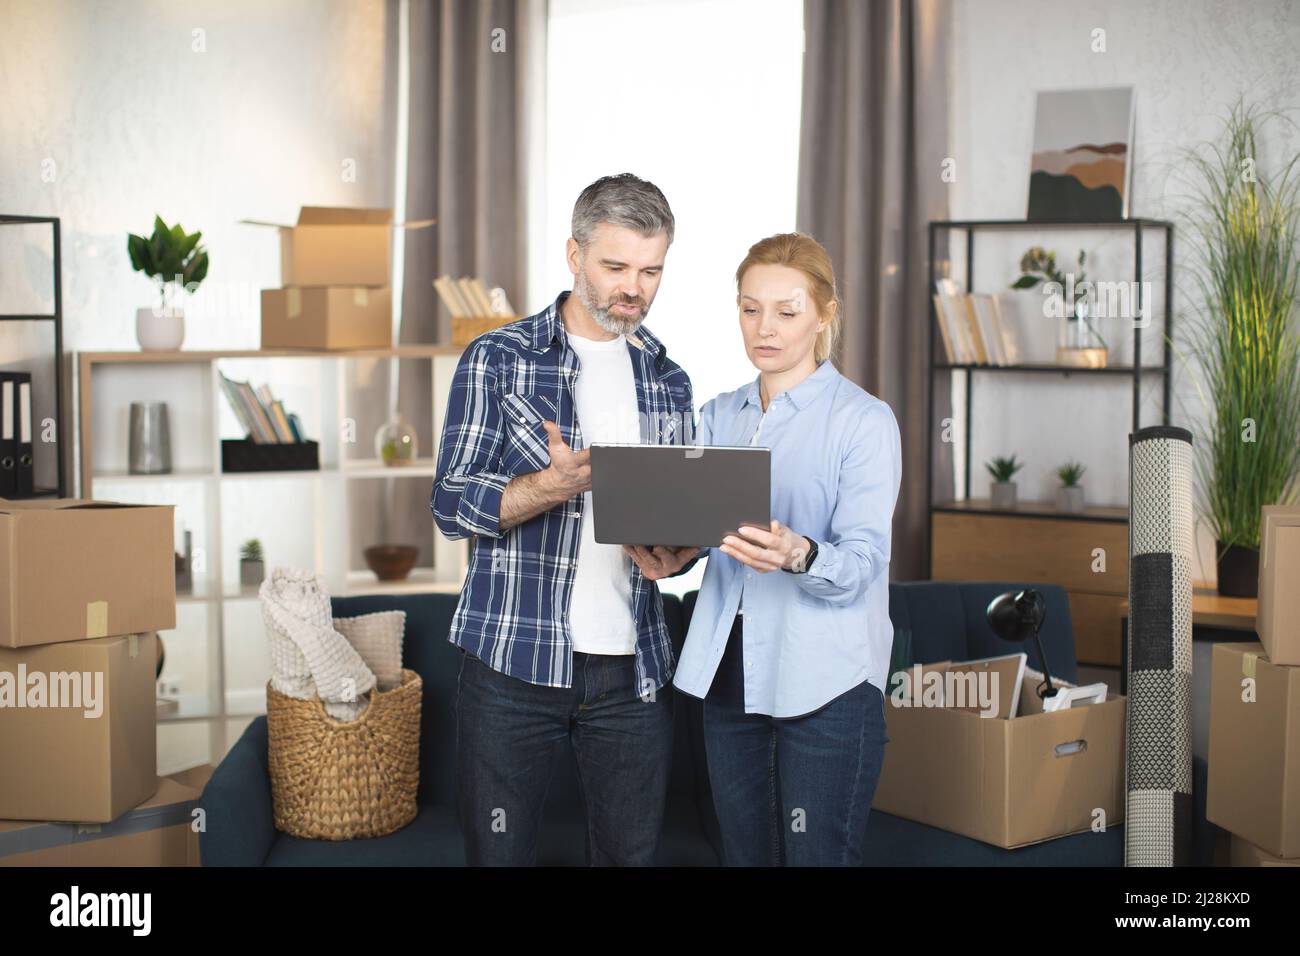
[575,264,647,335]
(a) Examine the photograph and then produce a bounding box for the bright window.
[535,0,804,596]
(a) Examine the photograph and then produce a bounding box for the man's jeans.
[702,615,889,866]
[455,648,673,865]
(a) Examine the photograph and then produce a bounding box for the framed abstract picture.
[1027,86,1135,221]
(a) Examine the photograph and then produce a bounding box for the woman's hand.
[719,520,810,572]
[624,544,700,581]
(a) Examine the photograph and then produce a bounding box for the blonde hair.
[734,232,841,363]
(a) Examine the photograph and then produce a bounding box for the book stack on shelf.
[433,275,520,346]
[218,371,317,472]
[932,278,1021,366]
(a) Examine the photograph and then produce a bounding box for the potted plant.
[986,454,1024,510]
[240,539,265,590]
[1055,460,1087,513]
[1012,245,1108,367]
[127,216,210,351]
[1180,100,1300,597]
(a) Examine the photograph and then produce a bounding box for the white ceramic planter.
[990,481,1017,510]
[136,306,185,351]
[1056,485,1085,513]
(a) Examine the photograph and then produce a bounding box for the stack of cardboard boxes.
[244,206,432,351]
[1207,505,1300,867]
[0,498,210,866]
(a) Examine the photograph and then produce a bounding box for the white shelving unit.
[76,345,468,760]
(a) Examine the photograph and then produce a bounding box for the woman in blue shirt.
[632,232,902,866]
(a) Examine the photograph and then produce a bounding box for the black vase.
[1216,540,1260,598]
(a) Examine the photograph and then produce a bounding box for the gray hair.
[571,173,675,249]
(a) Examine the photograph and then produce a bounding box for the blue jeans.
[702,615,889,866]
[455,648,673,866]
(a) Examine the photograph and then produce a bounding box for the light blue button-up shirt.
[672,358,903,718]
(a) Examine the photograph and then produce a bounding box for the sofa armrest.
[198,717,275,866]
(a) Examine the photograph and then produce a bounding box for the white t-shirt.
[567,331,641,655]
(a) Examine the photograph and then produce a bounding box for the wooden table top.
[1119,581,1258,631]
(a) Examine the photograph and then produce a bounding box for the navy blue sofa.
[199,581,1219,865]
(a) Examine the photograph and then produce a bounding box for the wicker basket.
[266,668,422,840]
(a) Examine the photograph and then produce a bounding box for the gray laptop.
[589,443,771,548]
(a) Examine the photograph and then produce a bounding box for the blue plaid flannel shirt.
[431,291,696,691]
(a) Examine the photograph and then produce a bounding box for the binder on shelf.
[0,374,15,497]
[16,373,33,496]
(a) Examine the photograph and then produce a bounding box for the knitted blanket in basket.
[260,567,376,721]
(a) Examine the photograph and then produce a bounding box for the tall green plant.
[1181,100,1300,553]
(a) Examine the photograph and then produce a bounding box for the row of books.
[218,372,306,444]
[433,275,516,318]
[932,278,1023,366]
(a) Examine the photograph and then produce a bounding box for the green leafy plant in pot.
[986,454,1024,510]
[240,538,265,591]
[1179,101,1300,597]
[1055,460,1087,514]
[128,216,210,351]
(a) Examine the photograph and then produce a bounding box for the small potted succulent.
[1055,460,1087,513]
[986,454,1023,510]
[127,215,210,351]
[239,538,265,590]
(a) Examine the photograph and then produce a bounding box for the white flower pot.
[990,481,1017,510]
[136,306,185,351]
[1056,485,1085,513]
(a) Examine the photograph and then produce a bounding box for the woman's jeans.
[455,648,673,866]
[702,614,889,866]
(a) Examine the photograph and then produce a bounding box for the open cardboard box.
[241,206,434,287]
[874,659,1125,848]
[0,498,176,648]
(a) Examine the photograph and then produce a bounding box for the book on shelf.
[989,294,1021,365]
[933,280,1024,367]
[434,274,516,318]
[970,294,1003,365]
[931,294,957,363]
[218,371,303,444]
[934,279,973,363]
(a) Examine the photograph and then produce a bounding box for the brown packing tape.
[129,634,138,659]
[287,288,301,319]
[353,288,369,307]
[85,601,108,638]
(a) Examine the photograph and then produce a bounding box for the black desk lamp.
[986,588,1058,702]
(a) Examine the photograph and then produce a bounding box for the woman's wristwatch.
[783,536,818,574]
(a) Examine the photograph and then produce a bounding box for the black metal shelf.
[934,363,1169,375]
[925,217,1174,576]
[0,214,66,499]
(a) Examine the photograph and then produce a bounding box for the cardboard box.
[261,286,393,351]
[0,765,213,866]
[242,206,433,287]
[0,632,158,822]
[0,498,176,648]
[873,661,1126,848]
[1230,834,1300,867]
[1257,505,1300,665]
[1206,641,1300,858]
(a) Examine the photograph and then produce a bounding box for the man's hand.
[498,421,590,531]
[623,544,700,581]
[539,420,590,498]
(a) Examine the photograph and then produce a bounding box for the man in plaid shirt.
[432,174,700,865]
